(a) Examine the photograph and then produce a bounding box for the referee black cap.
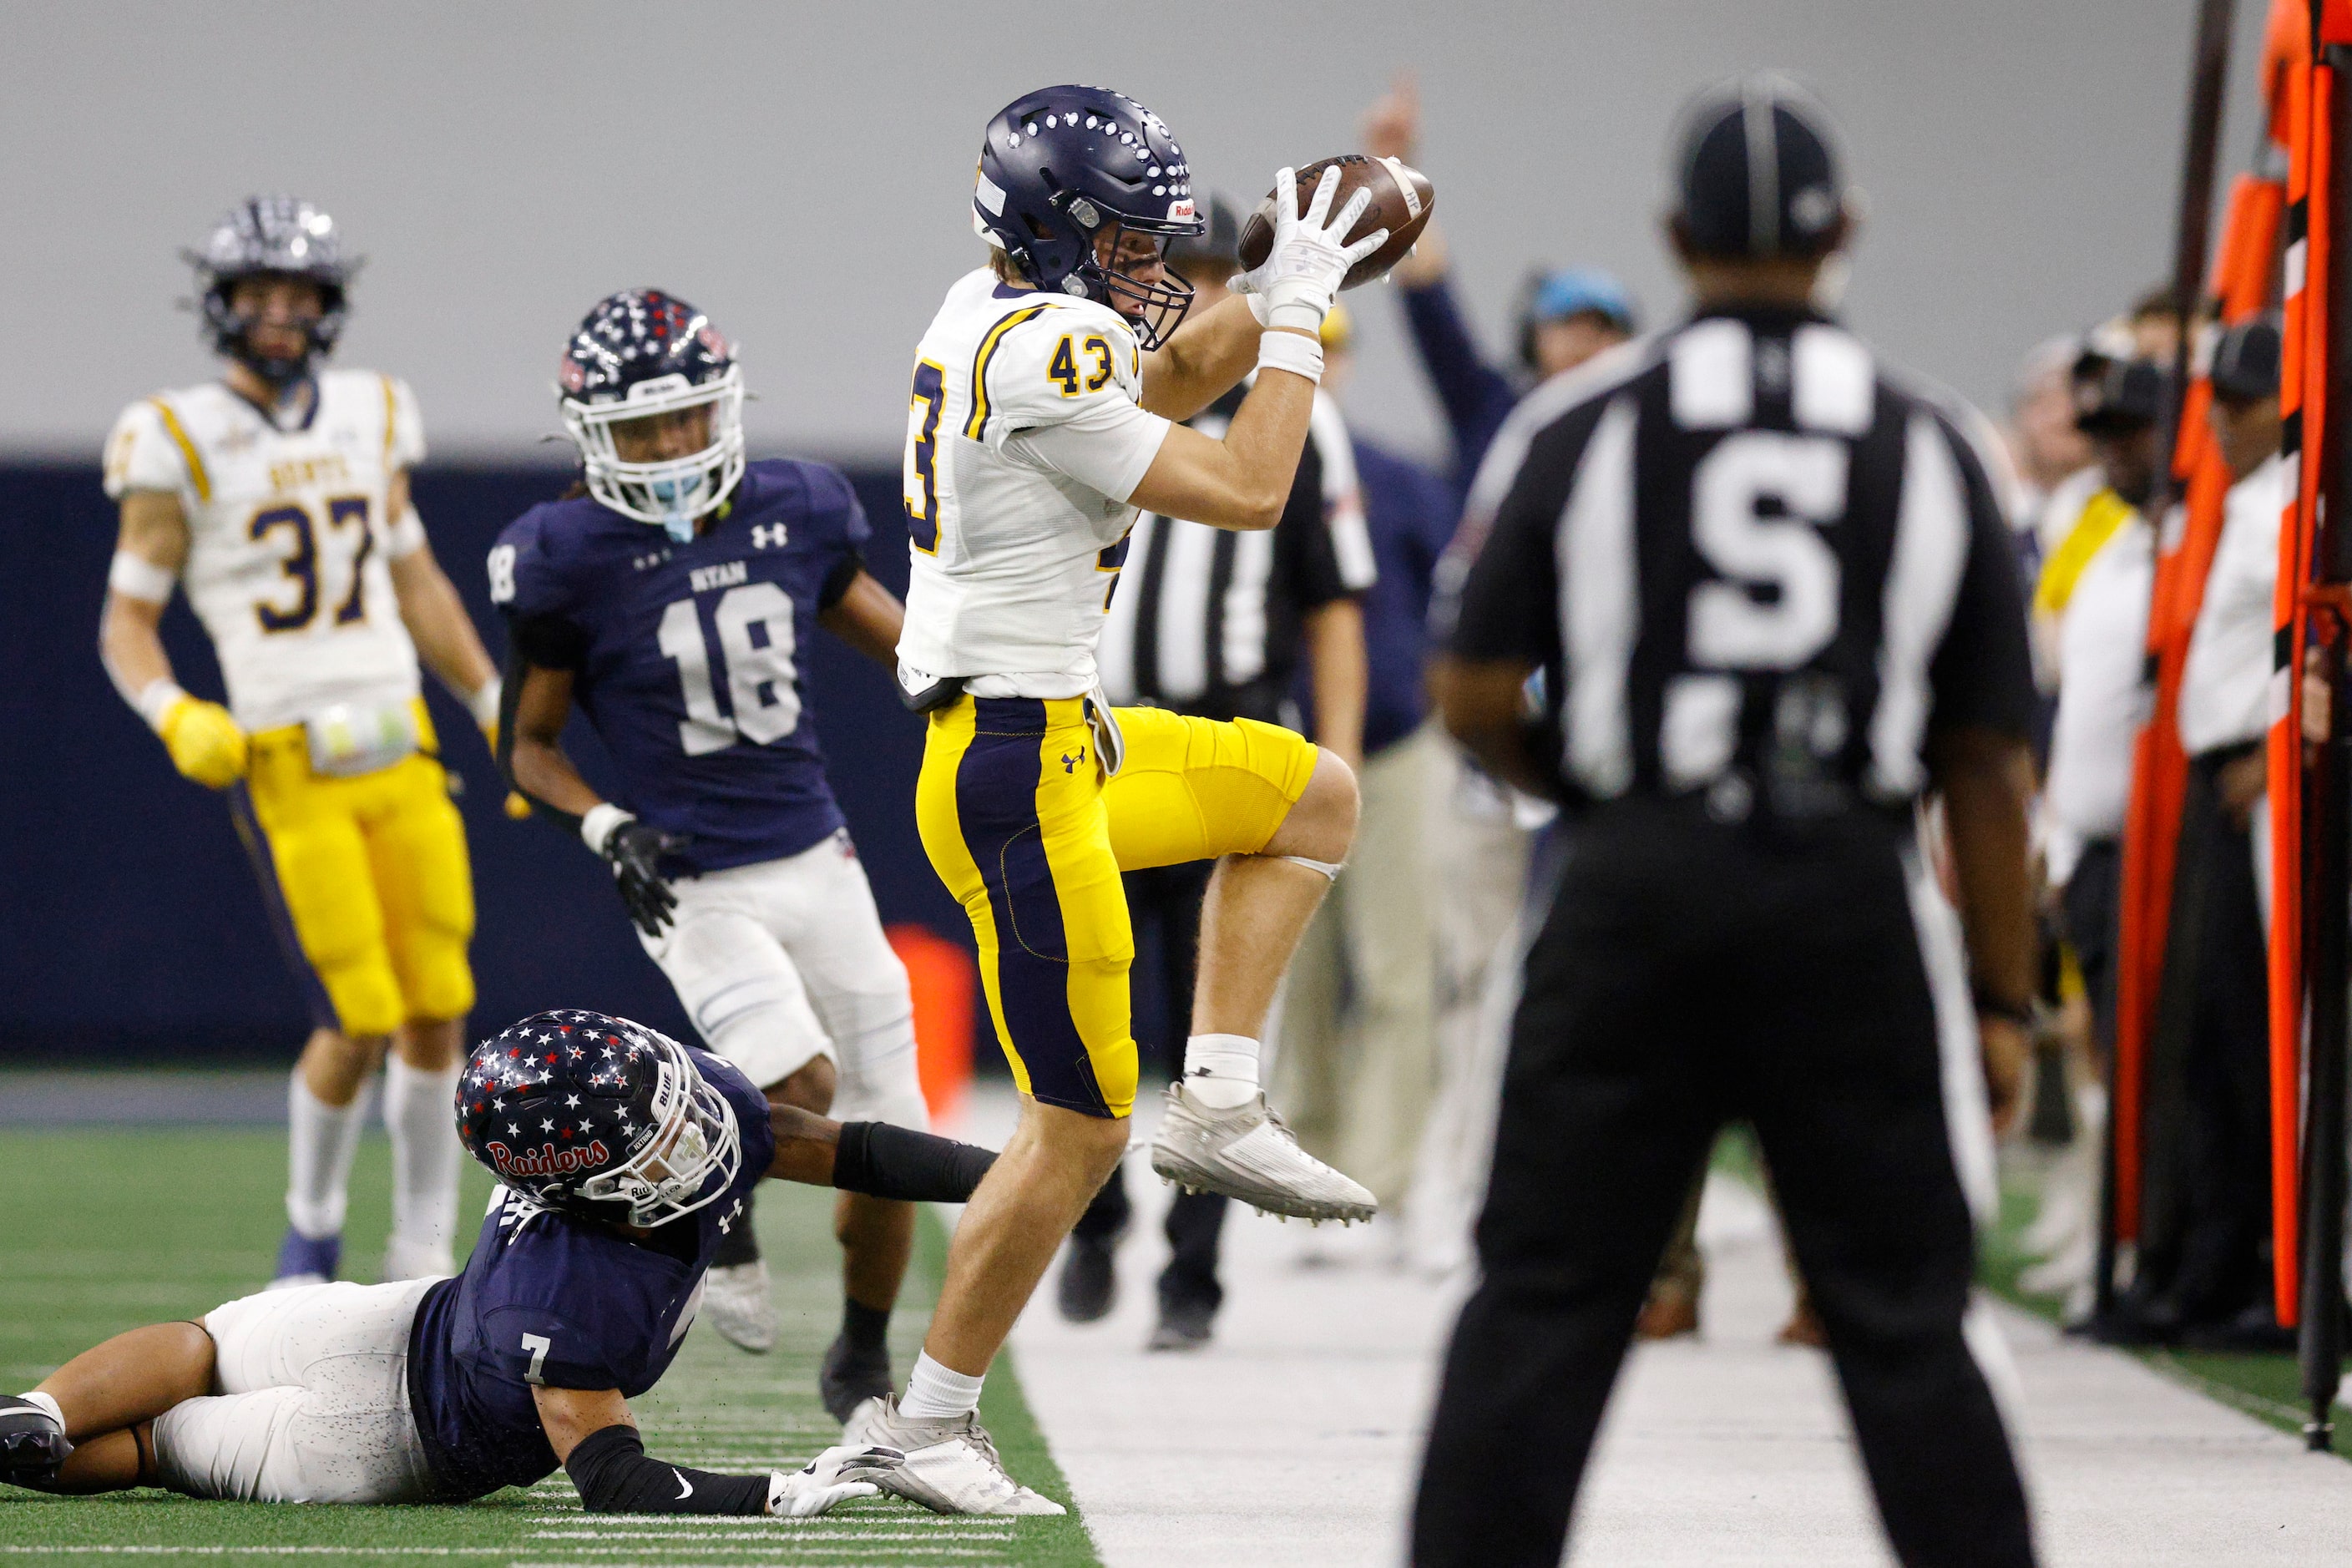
[2209,312,2283,403]
[1672,73,1849,260]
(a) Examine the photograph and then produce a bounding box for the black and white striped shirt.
[1100,387,1376,723]
[1444,304,2032,822]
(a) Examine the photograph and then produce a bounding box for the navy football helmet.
[974,85,1205,348]
[183,196,355,386]
[457,1009,742,1229]
[557,289,746,542]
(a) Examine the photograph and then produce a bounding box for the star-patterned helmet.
[456,1009,741,1229]
[973,85,1206,349]
[555,288,746,543]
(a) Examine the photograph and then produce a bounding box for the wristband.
[1256,331,1325,386]
[581,802,634,856]
[134,678,189,731]
[109,551,178,605]
[468,676,503,731]
[1972,987,2035,1029]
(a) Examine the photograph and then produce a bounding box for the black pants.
[2135,750,2274,1326]
[1073,860,1228,1312]
[2061,837,2121,1064]
[1411,803,2034,1568]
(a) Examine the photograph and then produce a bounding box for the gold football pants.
[915,696,1318,1118]
[231,701,476,1038]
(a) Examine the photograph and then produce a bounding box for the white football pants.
[640,829,929,1131]
[152,1279,441,1504]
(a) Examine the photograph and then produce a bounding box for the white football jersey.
[895,268,1174,699]
[104,369,427,731]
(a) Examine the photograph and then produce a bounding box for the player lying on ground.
[492,290,933,1414]
[0,1011,996,1517]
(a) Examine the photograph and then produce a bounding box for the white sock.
[286,1069,374,1240]
[1181,1033,1261,1109]
[382,1058,463,1267]
[900,1351,985,1421]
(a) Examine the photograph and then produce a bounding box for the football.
[1237,154,1437,290]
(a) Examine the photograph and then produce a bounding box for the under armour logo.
[717,1196,744,1234]
[1061,745,1087,774]
[751,523,788,549]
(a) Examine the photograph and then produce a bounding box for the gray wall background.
[0,1,2282,467]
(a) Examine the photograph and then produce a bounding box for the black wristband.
[564,1423,770,1515]
[832,1120,998,1203]
[1971,987,2035,1029]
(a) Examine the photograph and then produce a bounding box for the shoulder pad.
[965,301,1141,448]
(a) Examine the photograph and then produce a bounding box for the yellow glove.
[157,695,248,788]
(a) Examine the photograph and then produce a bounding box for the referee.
[1412,76,2038,1568]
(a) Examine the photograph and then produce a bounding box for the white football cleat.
[1149,1083,1377,1224]
[854,1397,1065,1516]
[704,1260,777,1353]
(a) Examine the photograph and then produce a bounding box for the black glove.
[604,820,687,938]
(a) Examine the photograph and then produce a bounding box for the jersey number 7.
[657,584,801,756]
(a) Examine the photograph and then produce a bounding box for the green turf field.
[0,1128,1103,1567]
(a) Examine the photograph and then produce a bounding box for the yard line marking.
[0,1550,513,1557]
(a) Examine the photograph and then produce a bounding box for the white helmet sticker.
[975,170,1008,217]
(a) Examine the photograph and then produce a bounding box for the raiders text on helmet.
[972,85,1206,349]
[456,1010,741,1228]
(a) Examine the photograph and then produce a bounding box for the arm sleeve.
[101,400,194,500]
[564,1424,771,1516]
[1925,416,2036,740]
[385,376,427,471]
[1400,277,1521,475]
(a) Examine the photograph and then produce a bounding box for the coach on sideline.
[1410,76,2039,1568]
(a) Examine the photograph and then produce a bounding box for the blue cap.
[1528,268,1637,331]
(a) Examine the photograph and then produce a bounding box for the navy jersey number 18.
[656,583,800,756]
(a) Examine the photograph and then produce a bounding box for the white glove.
[764,1444,903,1518]
[1232,165,1388,333]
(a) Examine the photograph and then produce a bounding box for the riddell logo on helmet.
[487,1140,611,1179]
[1169,199,1196,223]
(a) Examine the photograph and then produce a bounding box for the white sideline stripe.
[524,1520,1008,1533]
[508,1561,1016,1568]
[530,1532,1012,1543]
[0,1551,513,1557]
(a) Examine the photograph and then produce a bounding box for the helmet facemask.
[1070,215,1196,351]
[565,1034,742,1227]
[561,365,746,543]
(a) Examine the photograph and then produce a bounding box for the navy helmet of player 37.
[457,1009,742,1227]
[556,289,747,543]
[974,84,1206,349]
[182,195,356,386]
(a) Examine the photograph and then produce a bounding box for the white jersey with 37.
[104,369,428,732]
